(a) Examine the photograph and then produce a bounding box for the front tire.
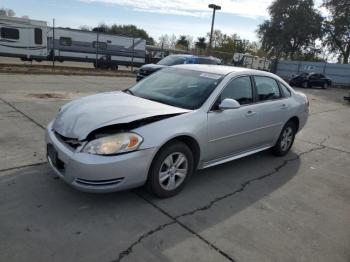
[147,141,194,198]
[271,121,297,156]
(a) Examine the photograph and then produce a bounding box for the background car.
[289,72,332,89]
[344,92,350,102]
[136,54,221,81]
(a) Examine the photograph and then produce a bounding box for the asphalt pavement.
[0,74,349,262]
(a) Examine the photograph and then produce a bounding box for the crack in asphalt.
[175,144,326,220]
[114,143,326,262]
[297,137,350,155]
[112,221,177,262]
[0,161,47,173]
[135,192,237,262]
[0,97,46,130]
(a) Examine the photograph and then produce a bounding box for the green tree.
[322,0,350,63]
[211,33,255,54]
[79,25,91,31]
[207,29,224,48]
[195,37,207,50]
[257,0,323,60]
[176,35,189,50]
[0,8,15,16]
[92,24,155,45]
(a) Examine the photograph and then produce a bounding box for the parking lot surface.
[0,74,349,262]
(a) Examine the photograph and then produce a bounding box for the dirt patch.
[0,63,135,78]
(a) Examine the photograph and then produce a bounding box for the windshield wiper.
[123,89,134,95]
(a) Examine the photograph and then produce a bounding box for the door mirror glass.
[218,98,240,110]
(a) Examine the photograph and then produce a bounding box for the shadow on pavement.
[0,150,301,262]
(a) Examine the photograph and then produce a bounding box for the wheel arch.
[154,135,201,170]
[288,116,300,132]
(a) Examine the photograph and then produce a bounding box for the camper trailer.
[0,16,48,61]
[0,16,146,68]
[48,28,146,68]
[232,52,271,71]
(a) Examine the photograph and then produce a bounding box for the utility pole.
[52,18,55,70]
[95,32,99,69]
[208,4,221,51]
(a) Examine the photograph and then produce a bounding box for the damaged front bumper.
[45,121,158,193]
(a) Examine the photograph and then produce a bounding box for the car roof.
[173,64,272,76]
[168,54,195,58]
[168,54,219,60]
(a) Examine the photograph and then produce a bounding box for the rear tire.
[271,121,297,156]
[147,141,194,198]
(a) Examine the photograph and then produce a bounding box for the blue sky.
[0,0,324,43]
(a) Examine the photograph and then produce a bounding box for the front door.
[206,76,261,161]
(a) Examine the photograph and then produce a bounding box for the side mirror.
[218,98,241,110]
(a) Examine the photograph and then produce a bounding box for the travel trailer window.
[1,27,19,40]
[59,37,72,46]
[34,28,42,45]
[93,41,107,50]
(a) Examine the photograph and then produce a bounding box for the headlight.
[82,133,143,155]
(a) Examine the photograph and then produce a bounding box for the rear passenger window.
[280,82,291,97]
[220,76,253,105]
[34,28,42,45]
[1,27,19,39]
[254,76,281,101]
[198,58,217,65]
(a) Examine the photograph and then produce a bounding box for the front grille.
[75,177,124,186]
[47,144,65,171]
[55,132,82,149]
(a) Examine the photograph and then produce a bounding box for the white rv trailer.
[233,52,271,71]
[0,16,48,61]
[49,28,146,68]
[0,16,146,68]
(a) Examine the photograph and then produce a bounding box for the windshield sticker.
[200,73,221,80]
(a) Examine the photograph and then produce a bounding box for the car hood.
[52,91,189,140]
[141,64,167,71]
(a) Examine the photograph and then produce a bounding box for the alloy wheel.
[159,152,188,191]
[280,127,293,151]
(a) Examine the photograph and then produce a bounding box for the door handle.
[245,110,256,117]
[281,104,289,109]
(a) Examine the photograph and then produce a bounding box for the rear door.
[250,76,290,145]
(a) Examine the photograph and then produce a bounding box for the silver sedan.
[46,65,309,197]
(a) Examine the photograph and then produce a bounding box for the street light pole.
[208,4,221,50]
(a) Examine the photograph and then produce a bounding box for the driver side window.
[219,76,253,105]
